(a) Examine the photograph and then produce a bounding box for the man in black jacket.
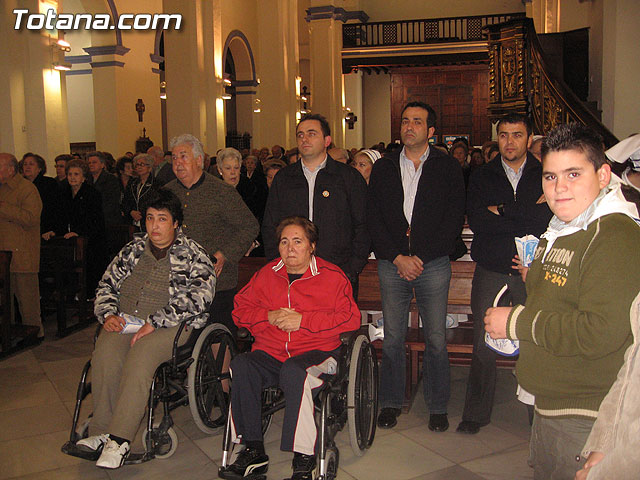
[262,114,369,295]
[457,114,552,435]
[368,102,465,432]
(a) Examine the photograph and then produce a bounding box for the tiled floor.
[0,322,534,480]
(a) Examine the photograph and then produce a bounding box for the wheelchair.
[218,325,379,480]
[61,320,237,464]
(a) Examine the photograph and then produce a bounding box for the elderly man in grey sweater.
[165,134,259,332]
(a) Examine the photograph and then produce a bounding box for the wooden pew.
[39,236,94,337]
[0,251,12,354]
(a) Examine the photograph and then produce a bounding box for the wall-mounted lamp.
[51,38,71,52]
[223,73,232,86]
[253,98,261,113]
[221,93,232,100]
[159,80,167,100]
[345,111,358,129]
[53,62,72,71]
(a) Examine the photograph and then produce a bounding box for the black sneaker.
[219,447,268,479]
[287,453,316,480]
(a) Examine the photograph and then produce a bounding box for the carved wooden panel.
[484,17,618,146]
[390,65,491,146]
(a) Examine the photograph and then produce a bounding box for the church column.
[253,0,299,149]
[305,3,347,147]
[163,0,224,153]
[85,43,132,155]
[0,0,69,166]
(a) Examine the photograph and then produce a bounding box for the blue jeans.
[378,256,451,413]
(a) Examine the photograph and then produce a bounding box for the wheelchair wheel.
[188,323,237,434]
[347,334,378,456]
[143,424,178,459]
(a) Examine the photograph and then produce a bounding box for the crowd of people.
[1,103,640,480]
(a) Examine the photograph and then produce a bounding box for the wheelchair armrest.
[340,325,370,345]
[340,331,355,345]
[236,327,254,342]
[171,322,188,371]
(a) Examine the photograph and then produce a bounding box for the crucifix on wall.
[135,98,145,122]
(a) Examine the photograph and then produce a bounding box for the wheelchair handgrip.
[236,327,255,344]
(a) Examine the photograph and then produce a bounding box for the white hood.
[540,182,640,261]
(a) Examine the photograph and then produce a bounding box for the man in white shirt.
[367,102,466,431]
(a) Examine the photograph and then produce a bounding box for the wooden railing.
[343,12,525,48]
[484,18,618,148]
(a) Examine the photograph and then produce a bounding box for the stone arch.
[222,30,257,86]
[222,30,257,148]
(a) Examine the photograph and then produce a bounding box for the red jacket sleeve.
[232,270,273,335]
[298,271,361,338]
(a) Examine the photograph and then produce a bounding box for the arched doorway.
[222,31,257,150]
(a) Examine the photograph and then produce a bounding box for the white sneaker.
[76,433,109,452]
[96,439,130,469]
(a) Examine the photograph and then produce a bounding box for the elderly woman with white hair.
[122,153,157,229]
[218,147,266,225]
[352,148,381,184]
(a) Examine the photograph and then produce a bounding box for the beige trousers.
[89,325,190,441]
[10,273,43,337]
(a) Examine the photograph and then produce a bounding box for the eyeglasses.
[135,163,150,168]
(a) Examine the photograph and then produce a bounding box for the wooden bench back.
[237,257,475,317]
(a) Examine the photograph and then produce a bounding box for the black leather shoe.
[377,407,401,429]
[456,420,481,434]
[428,413,449,432]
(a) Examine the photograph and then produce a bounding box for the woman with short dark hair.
[75,189,215,469]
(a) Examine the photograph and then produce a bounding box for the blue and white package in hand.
[484,284,519,356]
[120,313,145,334]
[514,235,539,267]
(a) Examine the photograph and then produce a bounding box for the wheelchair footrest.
[124,452,153,465]
[60,441,100,461]
[218,466,267,480]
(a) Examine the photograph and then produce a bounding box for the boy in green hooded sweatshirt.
[484,123,640,479]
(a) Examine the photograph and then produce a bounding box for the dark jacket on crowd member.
[237,174,266,223]
[87,170,122,226]
[57,182,107,293]
[467,153,552,274]
[262,155,369,280]
[122,174,157,226]
[367,146,466,263]
[32,172,60,234]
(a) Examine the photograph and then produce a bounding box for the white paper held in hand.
[484,284,520,356]
[120,313,145,334]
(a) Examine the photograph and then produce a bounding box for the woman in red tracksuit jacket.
[220,216,361,480]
